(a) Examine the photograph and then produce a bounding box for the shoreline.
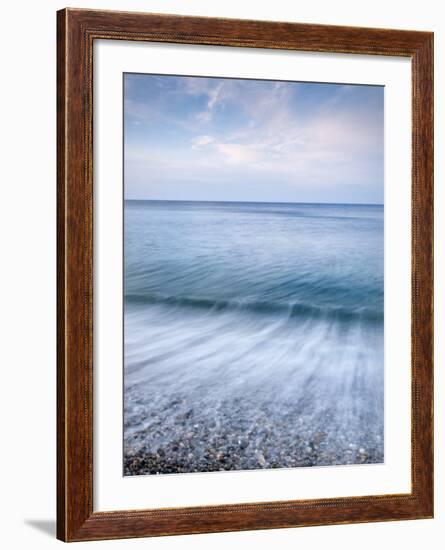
[124,447,383,476]
[124,394,384,477]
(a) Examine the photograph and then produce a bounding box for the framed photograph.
[57,8,433,542]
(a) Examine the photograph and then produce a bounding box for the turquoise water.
[124,200,384,475]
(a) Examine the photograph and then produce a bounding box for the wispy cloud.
[124,75,383,203]
[191,135,215,149]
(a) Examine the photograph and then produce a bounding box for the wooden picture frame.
[57,8,433,542]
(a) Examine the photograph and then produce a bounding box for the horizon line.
[124,198,384,207]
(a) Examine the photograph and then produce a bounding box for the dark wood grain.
[57,8,434,542]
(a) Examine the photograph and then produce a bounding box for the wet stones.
[123,395,383,475]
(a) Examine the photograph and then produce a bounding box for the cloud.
[191,135,215,149]
[195,111,212,124]
[187,94,375,176]
[124,74,383,203]
[215,143,260,164]
[207,82,224,109]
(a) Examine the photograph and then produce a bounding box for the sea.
[123,200,384,475]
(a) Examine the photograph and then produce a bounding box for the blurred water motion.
[124,200,384,475]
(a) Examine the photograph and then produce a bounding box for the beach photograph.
[123,73,384,476]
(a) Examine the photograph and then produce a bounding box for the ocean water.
[124,200,384,475]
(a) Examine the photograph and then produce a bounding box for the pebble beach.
[124,392,383,476]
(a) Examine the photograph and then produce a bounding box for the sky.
[124,73,384,204]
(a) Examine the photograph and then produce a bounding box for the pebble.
[123,395,384,476]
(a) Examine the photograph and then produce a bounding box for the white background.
[0,0,442,548]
